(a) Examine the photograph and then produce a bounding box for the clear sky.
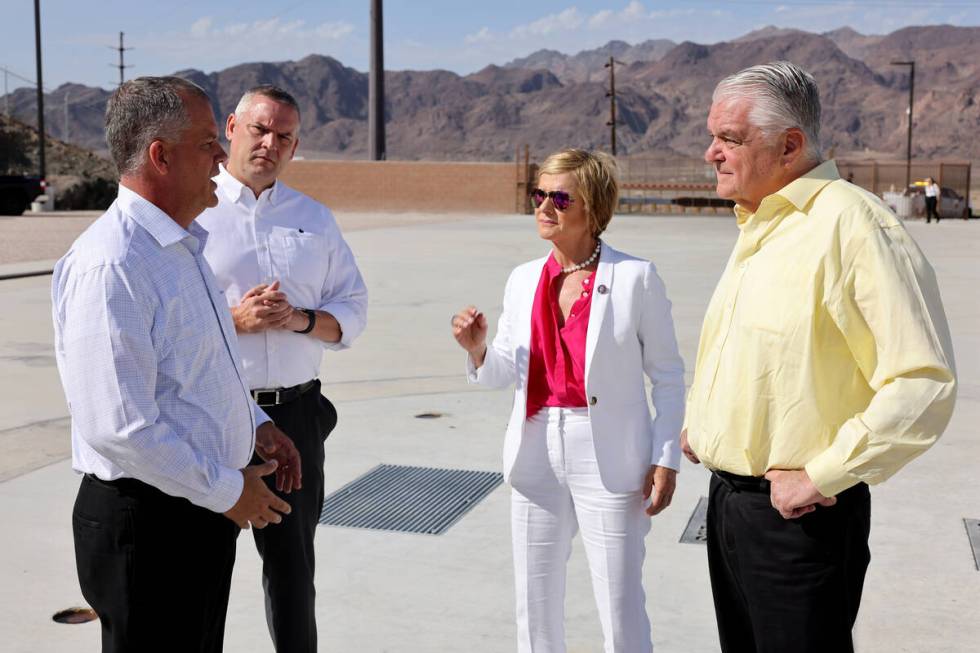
[2,0,979,92]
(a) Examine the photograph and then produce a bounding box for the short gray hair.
[105,76,210,176]
[234,84,301,121]
[713,61,822,161]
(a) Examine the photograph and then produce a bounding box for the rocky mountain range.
[1,24,977,164]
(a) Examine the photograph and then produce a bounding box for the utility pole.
[63,89,69,142]
[3,68,8,117]
[109,32,132,85]
[891,60,915,190]
[368,0,386,160]
[604,57,623,156]
[33,0,46,182]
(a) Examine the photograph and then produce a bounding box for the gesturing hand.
[643,465,677,516]
[452,305,488,365]
[254,421,303,493]
[232,281,294,333]
[224,461,293,529]
[764,469,836,519]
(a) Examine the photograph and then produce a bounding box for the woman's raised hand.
[452,306,488,360]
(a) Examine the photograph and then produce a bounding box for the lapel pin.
[597,284,608,294]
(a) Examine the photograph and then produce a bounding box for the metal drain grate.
[965,519,980,570]
[679,496,709,544]
[319,464,503,535]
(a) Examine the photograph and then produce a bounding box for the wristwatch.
[293,308,316,334]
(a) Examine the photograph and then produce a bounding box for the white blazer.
[467,243,685,493]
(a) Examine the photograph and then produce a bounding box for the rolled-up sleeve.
[639,263,686,470]
[317,217,368,350]
[806,225,957,496]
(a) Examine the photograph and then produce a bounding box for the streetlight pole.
[368,0,386,161]
[891,60,915,190]
[33,0,46,183]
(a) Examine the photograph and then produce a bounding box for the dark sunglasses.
[530,188,575,211]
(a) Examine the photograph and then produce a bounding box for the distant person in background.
[52,76,301,652]
[685,60,956,653]
[197,85,368,653]
[452,148,685,653]
[925,176,941,222]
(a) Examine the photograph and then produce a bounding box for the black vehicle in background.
[0,176,44,215]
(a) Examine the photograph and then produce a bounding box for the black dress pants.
[73,474,239,653]
[706,472,871,653]
[252,380,337,653]
[925,196,940,223]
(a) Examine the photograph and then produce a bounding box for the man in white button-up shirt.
[52,77,302,653]
[198,85,368,653]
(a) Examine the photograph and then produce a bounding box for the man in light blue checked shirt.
[52,76,302,653]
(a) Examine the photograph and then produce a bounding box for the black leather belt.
[251,379,318,407]
[712,470,771,493]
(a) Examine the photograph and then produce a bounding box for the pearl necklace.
[560,240,601,274]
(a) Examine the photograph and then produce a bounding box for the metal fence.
[517,152,973,216]
[836,160,971,201]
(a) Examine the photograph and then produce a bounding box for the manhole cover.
[679,496,709,545]
[320,464,502,535]
[52,607,98,624]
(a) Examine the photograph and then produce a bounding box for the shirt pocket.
[269,228,329,286]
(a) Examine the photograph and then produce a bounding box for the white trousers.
[509,407,653,653]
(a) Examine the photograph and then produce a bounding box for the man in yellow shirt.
[682,61,956,653]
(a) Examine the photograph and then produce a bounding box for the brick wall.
[280,160,524,213]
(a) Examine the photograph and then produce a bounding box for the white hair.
[713,61,822,162]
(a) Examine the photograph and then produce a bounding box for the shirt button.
[589,396,598,406]
[581,291,588,297]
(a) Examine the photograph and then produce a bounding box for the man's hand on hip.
[232,281,294,333]
[254,421,303,493]
[764,469,837,519]
[680,428,700,464]
[224,461,293,529]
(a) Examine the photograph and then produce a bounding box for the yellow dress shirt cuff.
[804,446,862,498]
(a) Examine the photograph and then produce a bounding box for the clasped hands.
[681,429,836,520]
[224,421,303,530]
[232,280,309,334]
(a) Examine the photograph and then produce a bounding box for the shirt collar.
[775,159,840,212]
[215,163,281,207]
[734,159,840,224]
[117,184,200,250]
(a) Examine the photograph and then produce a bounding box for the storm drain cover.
[52,607,98,624]
[679,496,709,544]
[965,519,980,570]
[319,464,503,535]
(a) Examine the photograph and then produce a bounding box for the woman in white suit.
[451,149,685,653]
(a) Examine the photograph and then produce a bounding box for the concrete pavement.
[0,212,977,652]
